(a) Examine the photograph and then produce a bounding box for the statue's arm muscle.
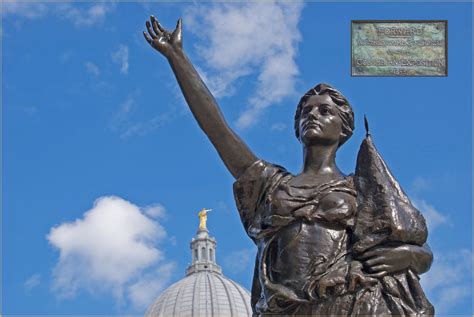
[167,50,258,179]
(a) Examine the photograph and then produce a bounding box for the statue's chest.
[269,184,319,217]
[266,175,356,229]
[269,176,336,217]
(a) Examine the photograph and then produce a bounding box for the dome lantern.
[186,226,222,276]
[186,208,222,275]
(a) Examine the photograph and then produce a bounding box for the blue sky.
[2,1,472,315]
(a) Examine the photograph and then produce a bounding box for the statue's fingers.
[151,16,164,36]
[368,271,388,278]
[363,256,384,267]
[355,252,374,260]
[151,15,165,32]
[143,31,153,44]
[146,21,157,39]
[356,248,383,260]
[368,264,389,273]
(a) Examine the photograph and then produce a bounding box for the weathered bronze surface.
[143,16,434,316]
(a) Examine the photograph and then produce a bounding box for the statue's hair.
[294,83,354,147]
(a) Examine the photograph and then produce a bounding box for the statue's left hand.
[355,244,417,277]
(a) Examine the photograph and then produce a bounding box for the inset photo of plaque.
[351,20,447,76]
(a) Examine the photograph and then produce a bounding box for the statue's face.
[298,95,344,147]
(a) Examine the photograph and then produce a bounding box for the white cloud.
[3,2,113,28]
[223,248,255,274]
[57,3,113,28]
[2,1,48,18]
[47,196,175,309]
[112,45,129,75]
[421,249,472,314]
[24,273,41,291]
[184,2,304,129]
[85,61,100,76]
[143,203,166,219]
[412,198,449,232]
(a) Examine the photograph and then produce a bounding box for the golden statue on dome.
[198,208,212,230]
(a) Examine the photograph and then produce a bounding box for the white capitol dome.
[146,222,252,317]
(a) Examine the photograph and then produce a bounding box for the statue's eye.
[320,107,330,115]
[302,107,312,115]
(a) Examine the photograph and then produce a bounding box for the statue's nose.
[308,109,320,120]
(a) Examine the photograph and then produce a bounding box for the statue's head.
[294,83,354,148]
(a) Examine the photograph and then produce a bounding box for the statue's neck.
[302,144,340,175]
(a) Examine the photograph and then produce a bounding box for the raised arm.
[143,16,258,179]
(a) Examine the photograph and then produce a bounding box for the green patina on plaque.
[352,21,447,76]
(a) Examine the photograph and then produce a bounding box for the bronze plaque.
[351,20,447,76]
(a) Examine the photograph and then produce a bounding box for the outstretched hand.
[143,16,182,58]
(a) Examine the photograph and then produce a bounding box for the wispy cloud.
[143,203,166,219]
[47,196,175,309]
[3,2,114,28]
[215,200,232,214]
[60,51,74,64]
[421,249,472,314]
[112,45,129,75]
[409,177,470,313]
[56,3,113,28]
[24,273,41,292]
[270,122,287,132]
[412,199,449,232]
[411,176,432,194]
[409,177,450,232]
[184,2,304,129]
[223,248,255,274]
[109,94,176,139]
[2,1,48,19]
[85,61,100,76]
[110,95,137,131]
[120,112,175,139]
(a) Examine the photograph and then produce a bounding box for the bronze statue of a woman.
[143,16,434,316]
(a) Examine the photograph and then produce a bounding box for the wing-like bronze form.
[353,117,428,253]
